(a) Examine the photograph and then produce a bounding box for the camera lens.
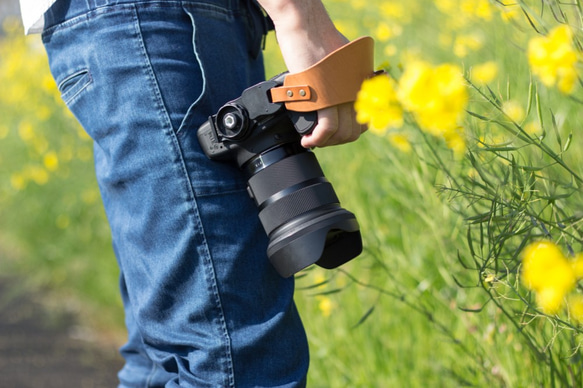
[246,148,362,277]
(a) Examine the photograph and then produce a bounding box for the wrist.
[258,0,347,71]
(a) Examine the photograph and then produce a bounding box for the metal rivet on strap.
[299,89,306,97]
[286,90,294,97]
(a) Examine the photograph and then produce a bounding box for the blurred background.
[2,0,583,386]
[0,0,19,21]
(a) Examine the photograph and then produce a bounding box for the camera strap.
[269,36,375,112]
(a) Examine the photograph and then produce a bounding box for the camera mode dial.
[216,104,250,141]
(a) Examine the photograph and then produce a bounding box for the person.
[18,0,366,386]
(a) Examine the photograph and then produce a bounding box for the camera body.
[197,73,362,277]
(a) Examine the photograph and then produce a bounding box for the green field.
[2,1,583,386]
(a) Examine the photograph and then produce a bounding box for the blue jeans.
[41,1,309,386]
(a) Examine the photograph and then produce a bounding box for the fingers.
[300,103,367,148]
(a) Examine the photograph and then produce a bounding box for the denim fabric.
[41,1,309,386]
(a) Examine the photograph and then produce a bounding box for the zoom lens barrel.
[246,148,362,277]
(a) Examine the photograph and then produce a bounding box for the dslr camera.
[197,73,362,277]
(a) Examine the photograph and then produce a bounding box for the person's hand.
[300,103,366,148]
[257,0,367,148]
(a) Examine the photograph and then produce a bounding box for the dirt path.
[0,279,123,387]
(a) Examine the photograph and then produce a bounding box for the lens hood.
[267,207,362,278]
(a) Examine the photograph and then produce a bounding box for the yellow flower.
[10,173,27,191]
[375,22,402,42]
[459,0,493,20]
[521,241,576,314]
[572,253,583,279]
[41,74,58,94]
[354,74,403,134]
[318,296,334,317]
[26,165,49,185]
[453,33,484,58]
[557,66,578,94]
[313,272,327,288]
[568,294,583,324]
[383,44,397,57]
[380,1,405,20]
[524,121,543,135]
[471,61,498,85]
[375,23,392,42]
[444,128,466,157]
[388,132,412,153]
[502,100,525,123]
[18,120,35,142]
[43,151,59,172]
[536,287,565,314]
[350,0,365,10]
[527,25,579,94]
[434,0,456,14]
[498,5,521,23]
[333,21,357,40]
[474,0,494,21]
[398,60,468,138]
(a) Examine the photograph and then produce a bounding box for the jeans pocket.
[177,2,266,135]
[58,68,92,105]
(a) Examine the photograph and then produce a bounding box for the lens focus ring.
[247,151,340,236]
[247,151,325,205]
[258,181,339,236]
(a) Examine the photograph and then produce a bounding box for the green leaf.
[526,79,535,117]
[563,132,572,152]
[352,305,375,328]
[550,109,562,150]
[536,86,544,128]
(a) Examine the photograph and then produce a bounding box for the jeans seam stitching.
[144,362,158,388]
[133,5,235,386]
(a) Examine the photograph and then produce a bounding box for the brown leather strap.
[270,36,375,112]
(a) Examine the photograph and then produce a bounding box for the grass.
[297,135,482,386]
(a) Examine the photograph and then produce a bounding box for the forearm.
[256,0,366,148]
[256,0,347,72]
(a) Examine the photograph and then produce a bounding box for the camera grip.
[197,120,231,160]
[289,111,317,135]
